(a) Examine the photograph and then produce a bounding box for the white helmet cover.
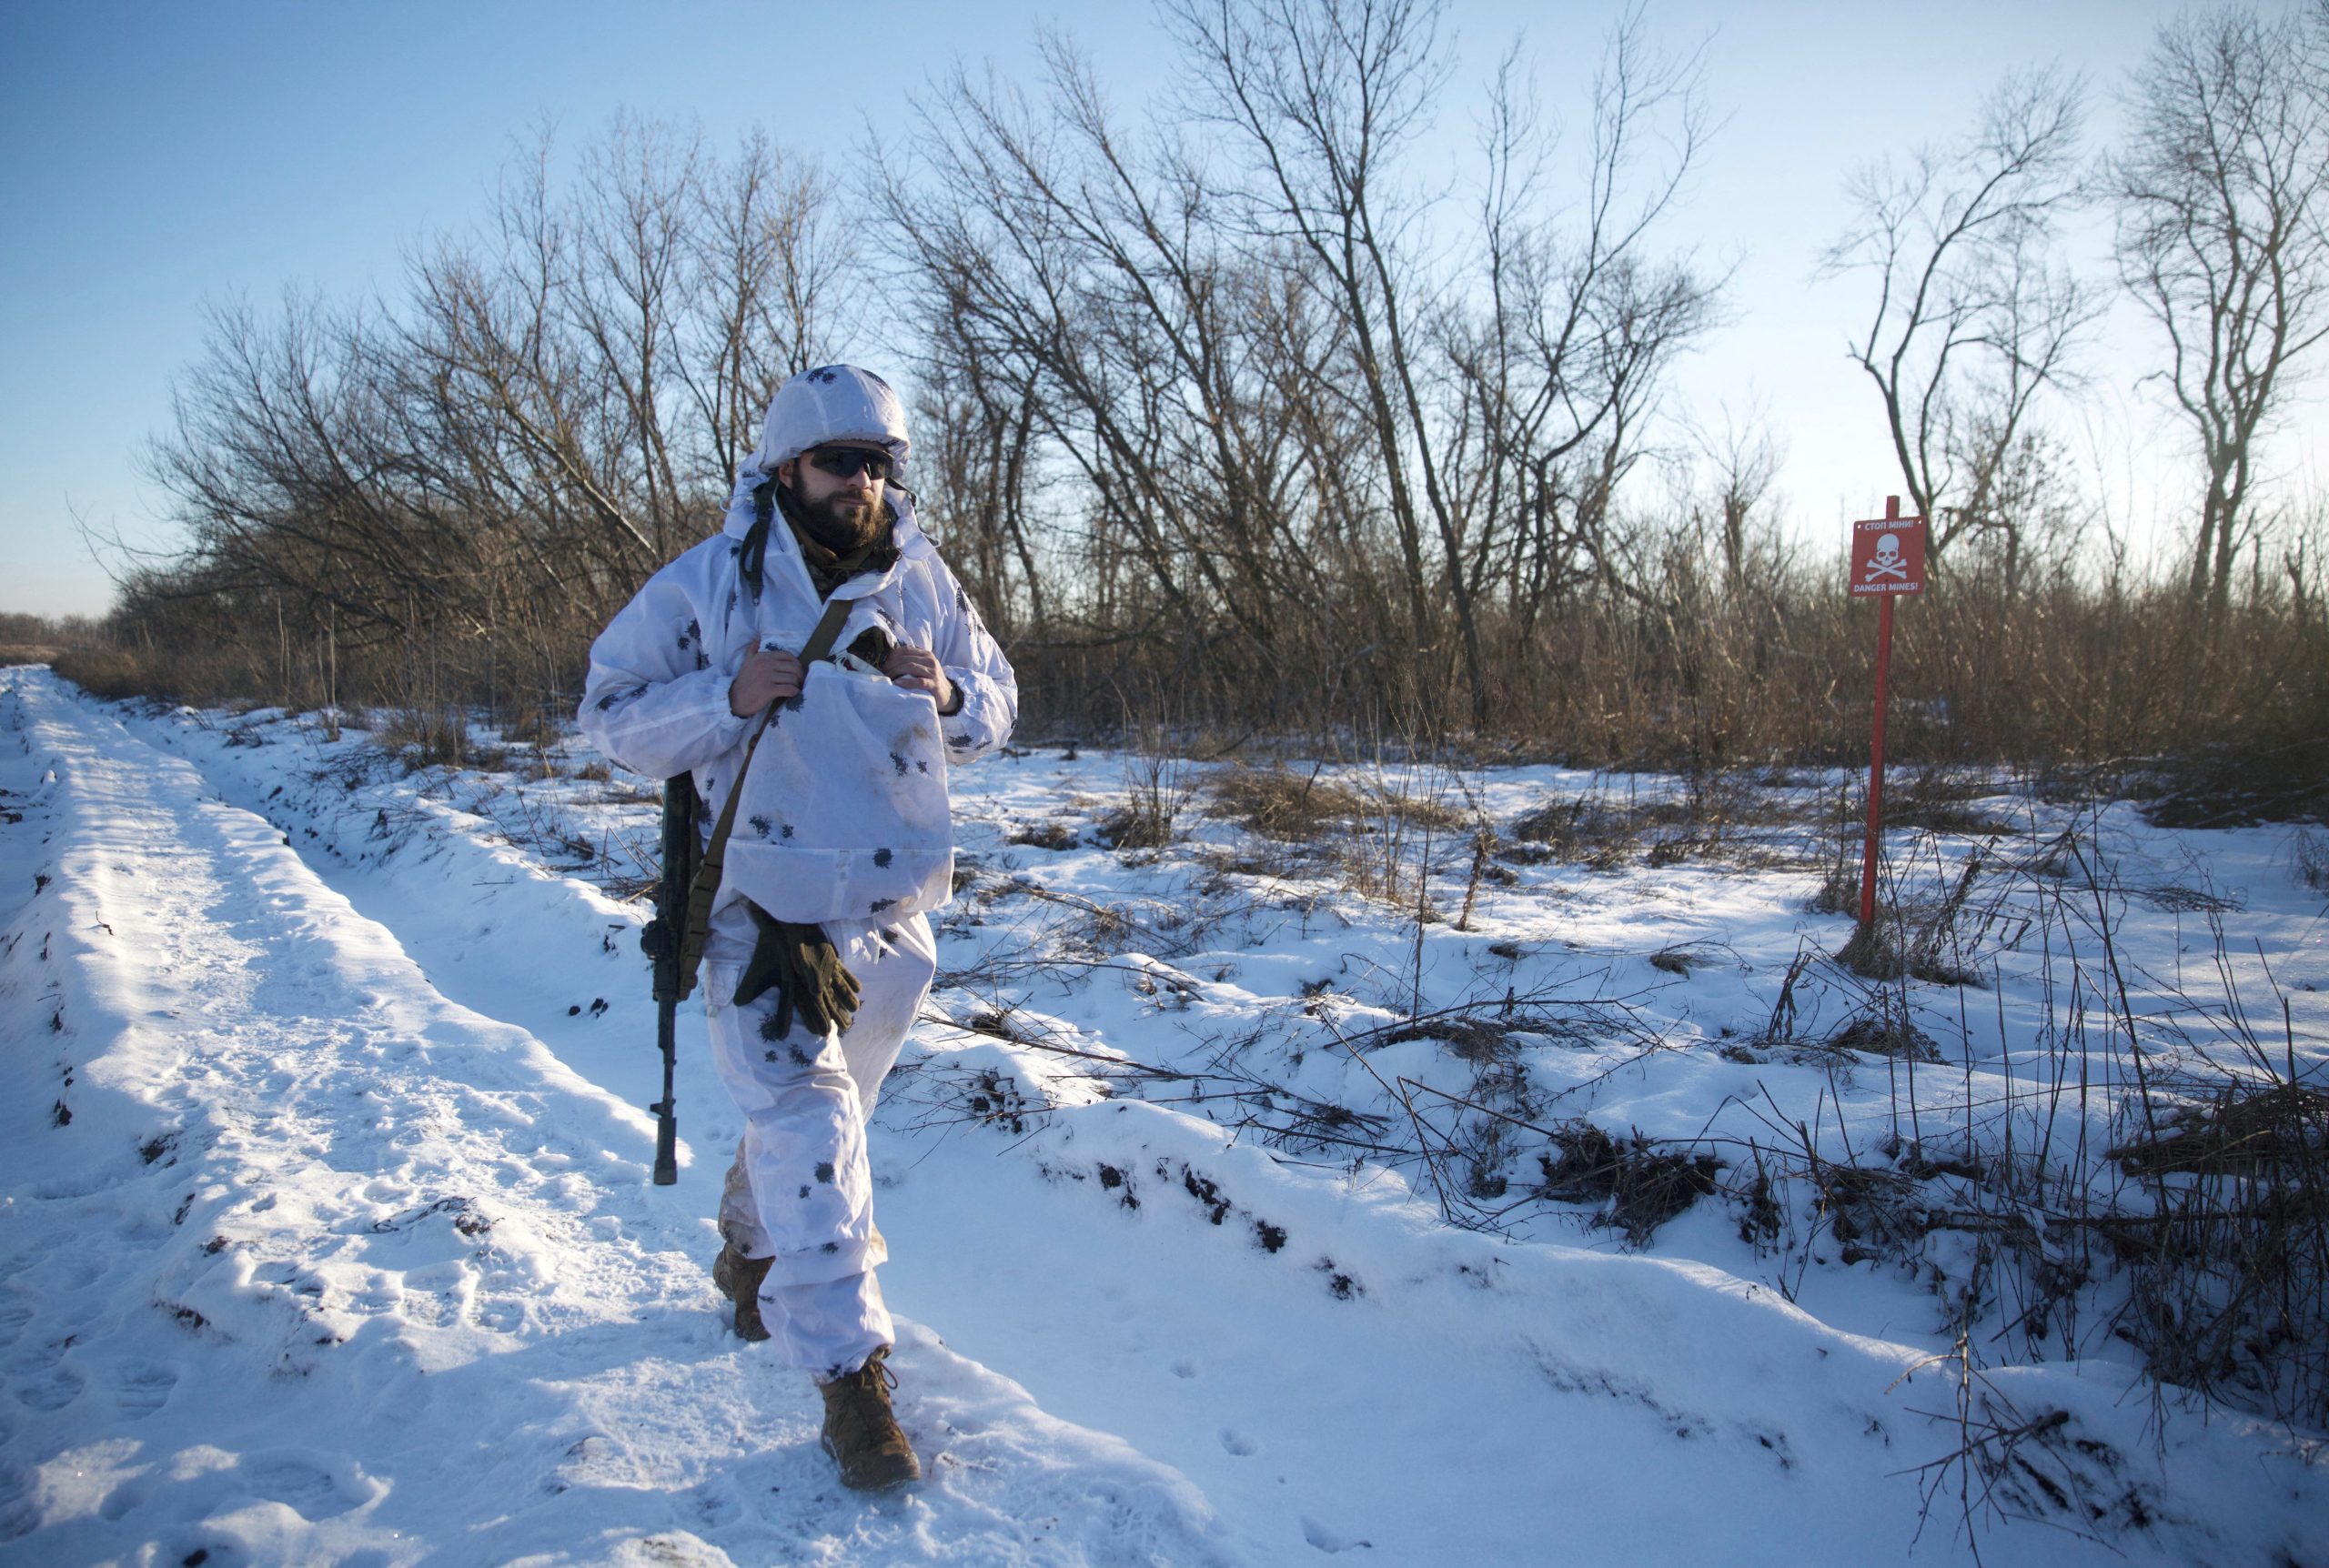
[753,365,911,479]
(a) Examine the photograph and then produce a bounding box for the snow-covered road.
[3,664,2323,1567]
[0,670,1235,1566]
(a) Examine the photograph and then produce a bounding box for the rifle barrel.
[645,774,699,1187]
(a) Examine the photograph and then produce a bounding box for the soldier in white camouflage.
[580,365,1018,1489]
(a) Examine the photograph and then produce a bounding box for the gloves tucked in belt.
[732,902,862,1040]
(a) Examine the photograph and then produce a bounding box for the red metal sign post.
[1849,497,1928,946]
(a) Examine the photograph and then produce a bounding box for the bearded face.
[780,446,892,556]
[789,483,886,554]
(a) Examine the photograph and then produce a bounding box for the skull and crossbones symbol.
[1865,533,1909,582]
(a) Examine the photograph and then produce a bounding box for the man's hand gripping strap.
[675,596,855,998]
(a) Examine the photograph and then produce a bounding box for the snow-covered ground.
[2,664,2323,1567]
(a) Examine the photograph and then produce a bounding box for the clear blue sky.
[1,0,2300,619]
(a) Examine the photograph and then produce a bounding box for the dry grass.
[52,646,166,702]
[2109,1081,2329,1180]
[2104,1077,2329,1422]
[1336,780,1456,912]
[1209,765,1369,839]
[1885,764,2015,836]
[1508,797,1648,870]
[1094,749,1189,851]
[1008,819,1080,850]
[1823,1006,1946,1063]
[376,709,500,773]
[2295,829,2329,893]
[1536,1121,1724,1247]
[499,708,564,749]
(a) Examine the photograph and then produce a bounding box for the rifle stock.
[642,773,700,1186]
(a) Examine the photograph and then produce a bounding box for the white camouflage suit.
[579,367,1017,1379]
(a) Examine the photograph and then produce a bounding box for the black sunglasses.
[805,446,895,482]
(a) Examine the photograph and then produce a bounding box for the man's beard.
[786,484,887,556]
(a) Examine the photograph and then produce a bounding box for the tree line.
[79,0,2329,778]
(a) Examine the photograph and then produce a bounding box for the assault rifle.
[636,597,852,1186]
[640,773,700,1186]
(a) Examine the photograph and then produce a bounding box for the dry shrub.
[1205,763,1458,907]
[1806,1162,1923,1258]
[1807,859,1860,917]
[1210,765,1367,839]
[1364,777,1468,833]
[377,709,479,772]
[2143,737,2329,829]
[2111,1081,2328,1179]
[1535,1120,1722,1246]
[54,646,180,703]
[1008,819,1080,850]
[1885,765,2014,836]
[1009,541,2327,807]
[1095,749,1187,851]
[1337,809,1426,911]
[963,1008,1028,1042]
[1836,834,1991,982]
[1213,763,1466,839]
[1382,1015,1517,1062]
[2107,1078,2329,1425]
[1729,1065,2329,1426]
[1509,797,1644,870]
[1824,1002,1945,1063]
[1095,802,1173,851]
[499,708,564,749]
[2294,829,2329,893]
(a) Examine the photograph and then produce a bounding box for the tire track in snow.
[0,670,1244,1567]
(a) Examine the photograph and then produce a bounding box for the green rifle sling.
[675,595,855,997]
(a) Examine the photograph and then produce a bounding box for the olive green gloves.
[732,902,862,1040]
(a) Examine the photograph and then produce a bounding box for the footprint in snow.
[685,1476,745,1530]
[109,1358,179,1419]
[609,1529,730,1565]
[1303,1515,1374,1553]
[398,1278,469,1331]
[0,1464,35,1543]
[1218,1427,1258,1456]
[239,1450,378,1522]
[8,1352,82,1412]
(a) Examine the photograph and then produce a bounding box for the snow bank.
[5,668,2324,1565]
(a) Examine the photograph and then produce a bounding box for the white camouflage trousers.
[702,906,935,1381]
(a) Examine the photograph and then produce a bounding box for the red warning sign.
[1850,514,1927,596]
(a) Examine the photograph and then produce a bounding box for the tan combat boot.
[819,1347,921,1490]
[711,1243,772,1342]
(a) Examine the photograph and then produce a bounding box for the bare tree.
[675,129,855,493]
[1683,400,1782,593]
[881,35,1381,722]
[1825,67,2094,570]
[2113,5,2329,613]
[137,117,854,721]
[1162,0,1477,714]
[1447,17,1719,634]
[1153,0,1717,727]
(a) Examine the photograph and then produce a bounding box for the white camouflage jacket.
[578,476,1018,923]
